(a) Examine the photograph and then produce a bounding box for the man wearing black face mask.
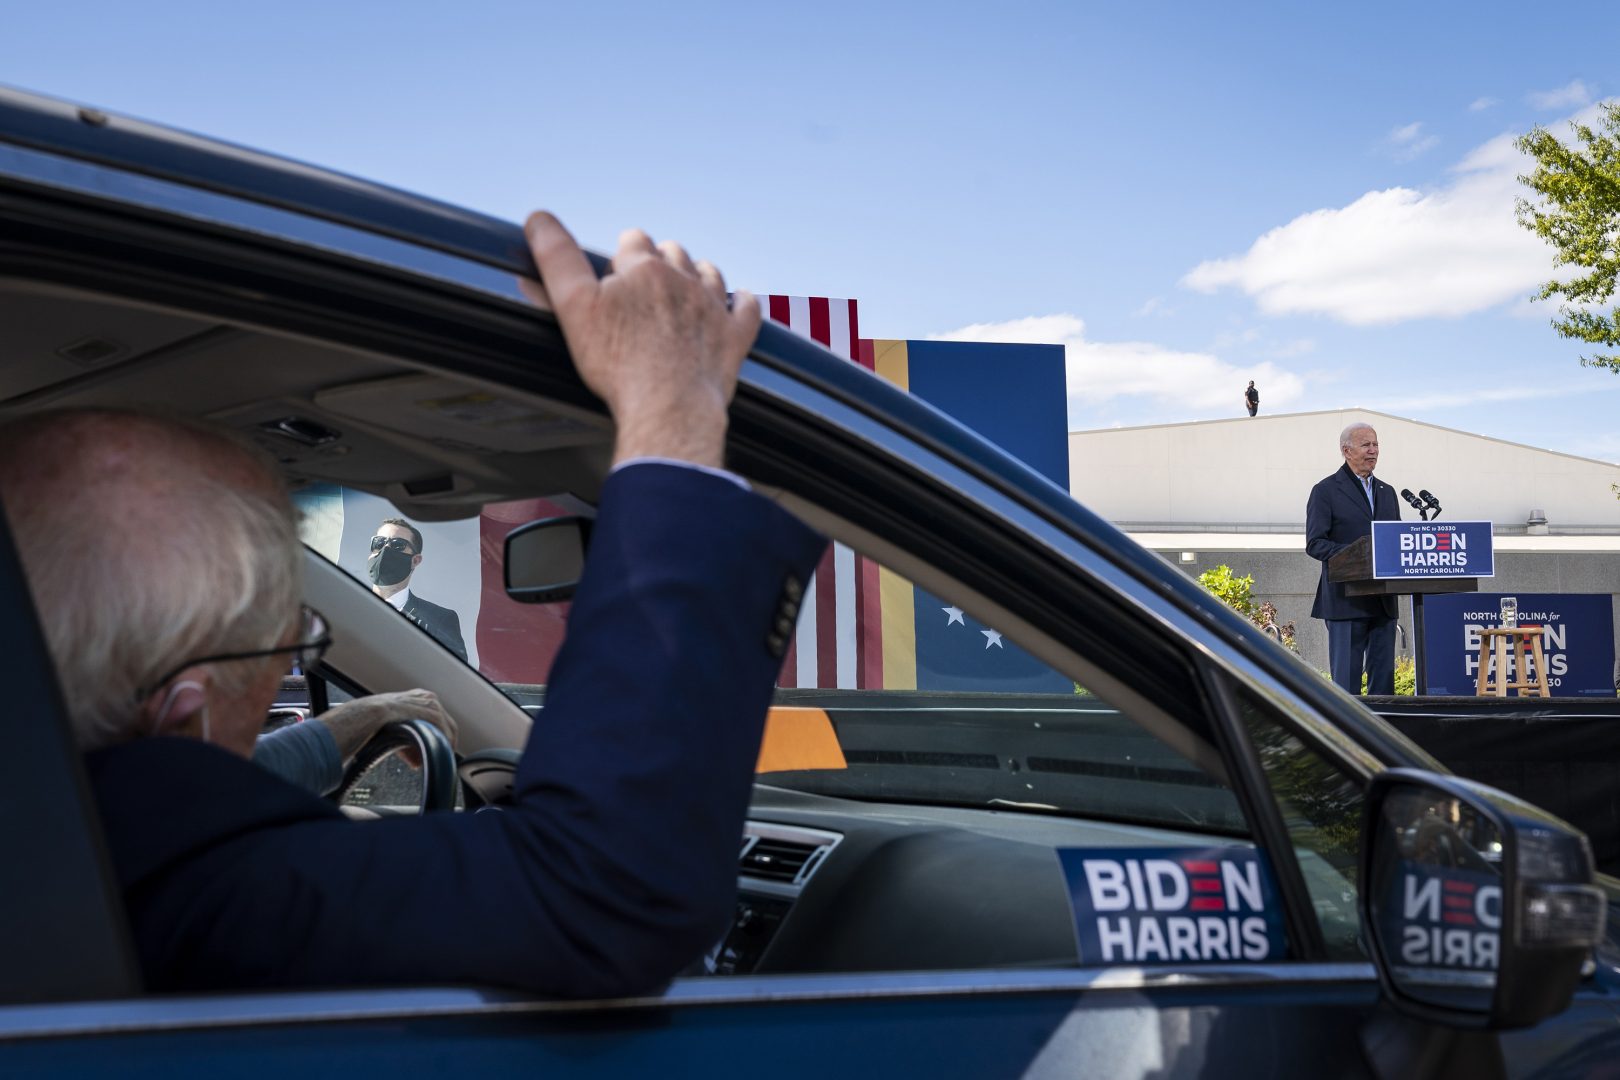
[368,518,468,663]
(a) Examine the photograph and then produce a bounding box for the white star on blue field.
[941,606,1006,650]
[919,593,1066,691]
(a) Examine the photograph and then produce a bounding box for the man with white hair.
[1305,422,1402,695]
[0,213,826,994]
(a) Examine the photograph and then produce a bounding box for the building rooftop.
[1068,408,1620,532]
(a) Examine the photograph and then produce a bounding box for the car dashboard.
[452,748,1261,979]
[378,695,1307,980]
[727,785,1280,976]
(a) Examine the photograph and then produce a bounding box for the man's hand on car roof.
[520,211,760,470]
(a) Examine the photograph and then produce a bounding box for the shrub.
[1196,564,1298,652]
[1358,656,1417,696]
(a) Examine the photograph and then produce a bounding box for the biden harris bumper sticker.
[1058,848,1287,964]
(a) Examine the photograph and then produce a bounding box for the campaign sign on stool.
[1421,594,1617,698]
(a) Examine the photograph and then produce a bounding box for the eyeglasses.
[136,605,333,702]
[370,535,416,555]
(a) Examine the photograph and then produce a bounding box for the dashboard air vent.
[740,838,821,883]
[738,823,842,894]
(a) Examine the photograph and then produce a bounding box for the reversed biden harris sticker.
[1058,847,1287,964]
[1380,861,1501,975]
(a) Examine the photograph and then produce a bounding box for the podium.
[1328,536,1479,597]
[1328,526,1490,694]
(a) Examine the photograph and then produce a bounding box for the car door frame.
[0,90,1541,1072]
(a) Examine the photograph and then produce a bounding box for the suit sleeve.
[140,464,827,996]
[440,609,467,663]
[1305,481,1342,563]
[250,721,343,795]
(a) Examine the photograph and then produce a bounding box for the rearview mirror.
[504,516,591,604]
[1361,768,1604,1030]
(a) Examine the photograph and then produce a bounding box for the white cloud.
[1528,80,1593,110]
[1469,97,1499,112]
[1387,121,1439,160]
[927,314,1305,421]
[1178,113,1601,325]
[1452,130,1520,174]
[1133,295,1172,317]
[1371,377,1620,414]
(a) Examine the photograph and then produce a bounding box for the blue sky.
[6,1,1619,462]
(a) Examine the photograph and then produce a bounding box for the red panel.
[778,633,798,689]
[768,294,791,327]
[849,301,870,369]
[809,296,830,346]
[815,546,837,687]
[476,498,572,685]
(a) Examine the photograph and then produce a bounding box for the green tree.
[1515,103,1620,375]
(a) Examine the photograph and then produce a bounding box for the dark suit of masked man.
[368,518,468,663]
[1306,423,1402,695]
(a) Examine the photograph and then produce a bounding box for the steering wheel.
[333,718,459,813]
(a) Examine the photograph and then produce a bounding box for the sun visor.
[315,374,603,455]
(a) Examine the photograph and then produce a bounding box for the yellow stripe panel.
[872,340,913,688]
[872,339,910,391]
[879,564,916,690]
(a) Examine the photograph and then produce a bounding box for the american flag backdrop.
[298,300,1071,695]
[761,297,893,690]
[761,300,1073,695]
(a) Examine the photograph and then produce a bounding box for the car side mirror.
[504,516,591,604]
[1360,768,1604,1030]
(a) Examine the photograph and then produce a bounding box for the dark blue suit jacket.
[1306,463,1401,622]
[85,464,826,995]
[401,591,467,663]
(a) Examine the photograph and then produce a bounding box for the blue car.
[1,86,1617,1078]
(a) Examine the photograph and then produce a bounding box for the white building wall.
[1069,409,1620,531]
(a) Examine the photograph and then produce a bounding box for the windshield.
[300,485,1246,835]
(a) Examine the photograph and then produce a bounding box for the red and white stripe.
[760,296,873,689]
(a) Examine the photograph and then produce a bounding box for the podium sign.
[1371,521,1494,580]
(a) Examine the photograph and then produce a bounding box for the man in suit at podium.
[1306,423,1402,695]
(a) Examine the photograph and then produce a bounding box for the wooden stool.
[1475,625,1552,698]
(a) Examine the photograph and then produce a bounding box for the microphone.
[1418,489,1442,519]
[1399,489,1426,513]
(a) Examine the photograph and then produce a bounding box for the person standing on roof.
[1244,381,1259,418]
